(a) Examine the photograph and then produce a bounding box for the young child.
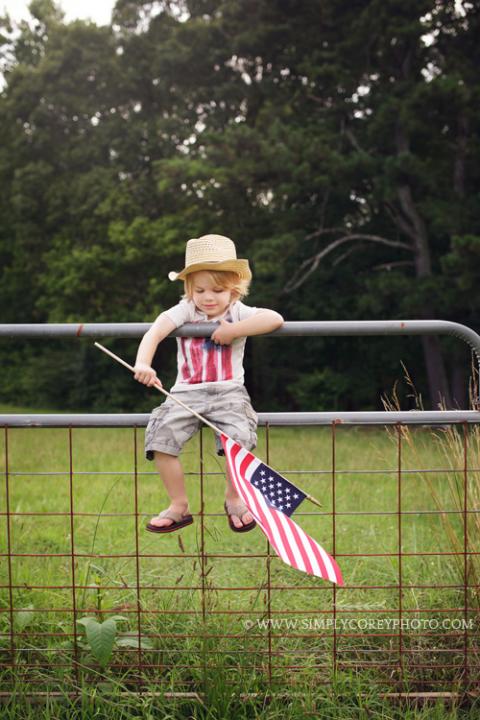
[133,234,283,534]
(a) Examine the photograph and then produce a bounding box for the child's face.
[190,271,233,318]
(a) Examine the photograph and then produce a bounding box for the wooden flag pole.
[94,342,226,437]
[94,342,322,508]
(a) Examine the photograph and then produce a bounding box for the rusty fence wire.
[0,417,479,699]
[0,320,480,699]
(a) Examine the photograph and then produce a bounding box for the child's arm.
[211,310,284,345]
[133,314,176,387]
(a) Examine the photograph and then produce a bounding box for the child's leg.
[224,464,255,529]
[206,386,257,530]
[148,451,190,528]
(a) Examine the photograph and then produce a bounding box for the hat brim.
[168,259,251,282]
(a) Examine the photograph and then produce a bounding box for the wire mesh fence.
[1,417,479,698]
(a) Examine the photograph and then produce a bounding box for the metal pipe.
[0,319,479,362]
[1,410,480,427]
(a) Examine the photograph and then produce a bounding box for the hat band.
[168,258,251,282]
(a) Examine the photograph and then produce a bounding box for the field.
[0,409,479,719]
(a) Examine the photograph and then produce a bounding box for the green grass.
[0,408,479,716]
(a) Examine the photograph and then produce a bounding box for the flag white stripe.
[243,456,308,573]
[308,532,337,583]
[225,443,252,502]
[224,437,342,584]
[232,444,308,573]
[230,442,308,573]
[183,338,195,379]
[217,343,222,380]
[201,341,207,382]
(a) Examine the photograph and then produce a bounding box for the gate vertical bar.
[462,422,469,690]
[265,422,272,685]
[133,426,143,690]
[397,423,403,687]
[3,427,15,672]
[68,427,80,691]
[199,428,207,694]
[331,421,337,674]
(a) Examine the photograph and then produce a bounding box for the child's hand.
[134,362,161,387]
[210,319,237,346]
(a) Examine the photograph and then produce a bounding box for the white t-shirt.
[162,299,261,392]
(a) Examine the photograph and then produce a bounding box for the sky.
[1,0,115,25]
[1,0,470,28]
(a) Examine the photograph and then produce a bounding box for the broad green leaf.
[116,634,154,650]
[76,617,117,668]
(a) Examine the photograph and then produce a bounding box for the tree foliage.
[0,0,478,411]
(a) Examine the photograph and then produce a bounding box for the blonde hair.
[183,270,250,301]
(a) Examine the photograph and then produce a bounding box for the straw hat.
[168,234,251,282]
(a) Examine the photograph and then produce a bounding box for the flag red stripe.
[179,339,190,381]
[226,443,259,520]
[222,435,342,584]
[235,448,305,572]
[283,516,315,575]
[205,343,216,382]
[239,472,298,569]
[227,444,276,540]
[222,345,233,380]
[250,488,302,571]
[302,525,329,579]
[229,442,319,576]
[189,339,202,383]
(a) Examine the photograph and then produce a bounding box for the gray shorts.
[145,383,258,460]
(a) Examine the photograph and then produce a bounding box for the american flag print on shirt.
[179,319,233,384]
[221,434,344,585]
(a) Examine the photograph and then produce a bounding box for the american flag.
[221,434,344,585]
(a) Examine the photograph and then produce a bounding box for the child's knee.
[153,450,180,469]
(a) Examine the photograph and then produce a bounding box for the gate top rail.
[1,410,480,427]
[1,318,480,359]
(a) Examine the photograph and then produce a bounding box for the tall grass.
[383,366,480,609]
[0,408,478,713]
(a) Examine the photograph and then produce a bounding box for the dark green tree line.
[0,0,478,412]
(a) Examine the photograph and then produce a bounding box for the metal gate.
[1,320,479,700]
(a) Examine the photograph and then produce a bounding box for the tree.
[0,0,478,411]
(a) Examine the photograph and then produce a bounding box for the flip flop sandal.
[146,508,193,534]
[224,500,256,533]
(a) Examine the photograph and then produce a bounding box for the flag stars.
[249,462,307,519]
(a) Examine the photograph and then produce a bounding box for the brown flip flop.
[224,499,256,533]
[146,508,193,534]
